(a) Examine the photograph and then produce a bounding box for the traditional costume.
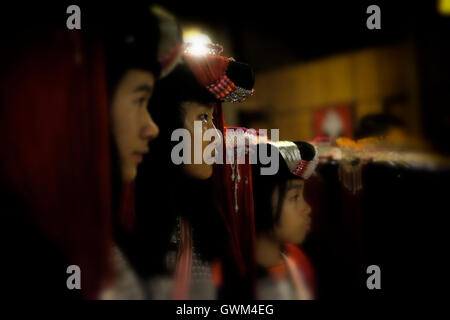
[128,42,256,300]
[251,140,319,300]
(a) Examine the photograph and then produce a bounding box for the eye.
[135,96,148,107]
[199,113,209,122]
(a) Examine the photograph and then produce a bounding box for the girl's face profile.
[273,179,312,245]
[181,101,219,180]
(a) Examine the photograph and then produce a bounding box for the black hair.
[124,61,225,277]
[101,3,183,246]
[150,61,219,115]
[103,9,161,98]
[251,142,314,235]
[99,3,163,247]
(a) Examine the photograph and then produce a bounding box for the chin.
[121,166,137,184]
[291,232,307,245]
[200,167,213,179]
[184,164,213,180]
[298,232,309,244]
[192,170,212,180]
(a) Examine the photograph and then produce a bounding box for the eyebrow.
[287,182,303,191]
[133,84,154,95]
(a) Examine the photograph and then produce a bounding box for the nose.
[141,109,159,141]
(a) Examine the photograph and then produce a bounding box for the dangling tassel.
[338,158,363,195]
[172,217,193,300]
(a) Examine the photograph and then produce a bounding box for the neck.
[256,234,283,269]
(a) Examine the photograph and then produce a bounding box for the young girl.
[124,45,256,299]
[251,141,318,300]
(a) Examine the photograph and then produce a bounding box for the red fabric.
[184,54,230,87]
[0,29,113,298]
[267,261,289,280]
[265,245,315,285]
[183,52,257,297]
[284,243,317,294]
[212,103,257,294]
[119,182,136,233]
[212,259,223,287]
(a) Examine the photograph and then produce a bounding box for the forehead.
[181,101,214,109]
[119,69,155,89]
[181,101,215,111]
[286,178,304,190]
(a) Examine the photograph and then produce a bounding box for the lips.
[132,149,149,163]
[132,153,144,163]
[305,217,312,230]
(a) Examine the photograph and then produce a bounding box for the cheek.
[111,99,138,154]
[183,163,213,180]
[185,122,211,162]
[283,205,301,227]
[281,204,305,232]
[298,197,311,215]
[202,138,211,154]
[186,127,196,161]
[183,112,196,131]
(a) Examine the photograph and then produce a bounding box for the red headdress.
[182,44,257,297]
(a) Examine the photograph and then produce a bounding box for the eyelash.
[135,96,148,106]
[289,190,303,201]
[199,114,213,122]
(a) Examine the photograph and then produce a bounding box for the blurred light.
[438,0,450,15]
[183,28,212,55]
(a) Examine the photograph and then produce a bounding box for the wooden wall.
[227,42,421,141]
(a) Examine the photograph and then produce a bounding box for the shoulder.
[100,245,146,300]
[283,243,315,285]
